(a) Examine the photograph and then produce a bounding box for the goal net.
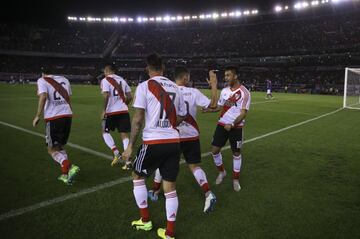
[343,68,360,109]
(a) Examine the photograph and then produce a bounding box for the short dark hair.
[104,63,116,73]
[40,66,51,75]
[174,66,189,79]
[224,66,238,75]
[146,53,164,71]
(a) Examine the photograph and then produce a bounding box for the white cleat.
[204,192,217,213]
[215,171,226,185]
[233,180,241,192]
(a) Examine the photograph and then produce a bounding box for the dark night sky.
[1,0,283,25]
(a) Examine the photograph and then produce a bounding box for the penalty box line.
[0,107,343,222]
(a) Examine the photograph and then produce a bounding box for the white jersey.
[133,76,187,145]
[217,85,251,128]
[100,74,131,115]
[177,86,211,141]
[37,75,72,121]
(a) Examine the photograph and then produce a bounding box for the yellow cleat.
[157,228,175,239]
[131,218,153,231]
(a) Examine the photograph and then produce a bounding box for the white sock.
[51,151,66,165]
[154,168,162,183]
[122,138,130,150]
[233,154,242,180]
[165,190,178,221]
[102,133,119,155]
[60,150,68,160]
[133,179,148,209]
[212,153,223,167]
[192,167,208,187]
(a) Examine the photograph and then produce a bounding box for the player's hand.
[224,124,233,131]
[207,70,218,87]
[122,146,133,162]
[32,116,40,127]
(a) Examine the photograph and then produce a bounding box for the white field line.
[0,121,112,160]
[0,107,343,222]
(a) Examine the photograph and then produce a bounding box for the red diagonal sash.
[148,80,177,128]
[106,77,126,102]
[43,77,71,106]
[185,114,200,133]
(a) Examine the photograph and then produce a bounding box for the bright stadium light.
[149,17,155,21]
[137,17,142,23]
[205,14,212,19]
[163,16,171,22]
[311,0,320,5]
[228,12,235,17]
[177,15,183,21]
[252,10,258,14]
[199,14,205,19]
[127,18,134,22]
[243,10,250,15]
[212,13,219,19]
[184,15,190,20]
[294,1,309,9]
[192,15,198,19]
[170,16,176,21]
[275,5,283,12]
[235,11,242,17]
[156,17,162,22]
[221,12,228,17]
[285,5,289,9]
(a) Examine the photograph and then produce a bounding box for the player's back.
[101,74,131,115]
[177,86,211,140]
[133,76,186,145]
[37,75,72,121]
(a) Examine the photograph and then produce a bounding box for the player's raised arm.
[207,70,219,109]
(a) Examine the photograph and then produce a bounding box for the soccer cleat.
[233,180,241,192]
[204,192,217,213]
[67,165,80,183]
[131,218,153,231]
[148,190,160,202]
[122,160,132,170]
[215,170,226,185]
[111,154,122,166]
[157,228,175,239]
[58,174,71,185]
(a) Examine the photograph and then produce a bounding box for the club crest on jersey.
[224,91,242,107]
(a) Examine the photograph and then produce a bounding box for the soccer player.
[32,67,80,185]
[148,67,218,214]
[266,79,274,99]
[204,66,251,192]
[100,64,133,168]
[122,54,186,239]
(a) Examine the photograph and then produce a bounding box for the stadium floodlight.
[127,18,134,22]
[229,12,235,17]
[243,10,250,15]
[120,18,127,22]
[192,15,198,19]
[285,5,289,9]
[294,1,309,9]
[163,16,171,22]
[311,0,320,5]
[170,16,176,21]
[142,17,149,22]
[156,17,162,22]
[212,13,219,19]
[343,68,360,110]
[252,10,258,14]
[235,11,242,17]
[205,14,212,19]
[199,14,205,19]
[177,16,183,21]
[184,16,190,20]
[137,17,142,23]
[275,6,283,12]
[149,17,155,21]
[221,12,228,17]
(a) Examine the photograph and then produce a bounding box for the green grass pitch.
[0,84,359,239]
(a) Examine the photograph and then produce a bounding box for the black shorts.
[180,139,201,164]
[133,143,181,182]
[102,113,131,133]
[211,124,243,152]
[45,117,72,148]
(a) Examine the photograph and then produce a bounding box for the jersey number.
[53,82,66,100]
[113,82,122,97]
[159,92,176,119]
